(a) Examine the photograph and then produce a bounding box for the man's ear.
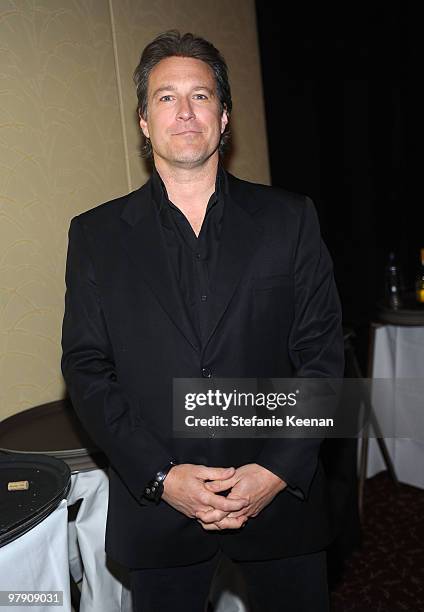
[139,112,150,139]
[220,106,229,134]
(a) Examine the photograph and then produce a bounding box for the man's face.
[139,56,228,168]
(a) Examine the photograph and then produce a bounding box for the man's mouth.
[173,130,202,135]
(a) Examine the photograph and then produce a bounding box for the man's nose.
[177,98,195,121]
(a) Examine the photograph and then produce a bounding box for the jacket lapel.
[202,175,263,352]
[120,180,200,353]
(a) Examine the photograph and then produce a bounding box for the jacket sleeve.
[61,216,171,502]
[256,196,344,499]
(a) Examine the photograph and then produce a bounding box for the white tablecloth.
[0,499,71,612]
[67,469,133,612]
[367,324,424,488]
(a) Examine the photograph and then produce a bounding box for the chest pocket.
[249,273,294,337]
[252,273,291,292]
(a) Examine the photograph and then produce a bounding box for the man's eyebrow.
[151,85,177,98]
[151,84,215,98]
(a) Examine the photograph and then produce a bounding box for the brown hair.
[133,30,232,157]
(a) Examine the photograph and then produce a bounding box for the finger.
[204,476,238,492]
[196,505,215,515]
[195,508,228,524]
[204,493,248,513]
[199,466,236,480]
[227,507,252,519]
[197,520,220,531]
[213,516,247,530]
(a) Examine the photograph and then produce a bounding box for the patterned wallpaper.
[109,0,270,189]
[0,0,270,420]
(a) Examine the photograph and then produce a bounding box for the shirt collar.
[151,163,227,216]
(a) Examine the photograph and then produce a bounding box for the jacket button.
[201,367,212,378]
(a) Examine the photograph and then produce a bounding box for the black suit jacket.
[61,171,344,569]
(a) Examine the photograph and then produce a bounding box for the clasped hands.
[162,463,286,531]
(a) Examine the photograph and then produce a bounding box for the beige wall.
[0,0,270,420]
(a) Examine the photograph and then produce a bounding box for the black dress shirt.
[150,166,305,499]
[150,165,226,348]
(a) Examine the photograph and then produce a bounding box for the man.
[61,31,343,612]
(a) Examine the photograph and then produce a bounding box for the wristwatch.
[143,460,178,504]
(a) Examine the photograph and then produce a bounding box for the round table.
[0,400,132,612]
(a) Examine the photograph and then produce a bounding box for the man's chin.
[156,145,219,169]
[173,155,209,168]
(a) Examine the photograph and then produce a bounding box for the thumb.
[200,466,235,481]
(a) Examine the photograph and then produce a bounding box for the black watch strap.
[144,461,178,504]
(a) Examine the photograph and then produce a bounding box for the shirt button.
[201,367,212,378]
[201,295,208,301]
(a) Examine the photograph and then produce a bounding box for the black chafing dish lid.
[0,453,71,547]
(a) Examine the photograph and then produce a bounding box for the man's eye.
[193,94,207,100]
[159,95,174,102]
